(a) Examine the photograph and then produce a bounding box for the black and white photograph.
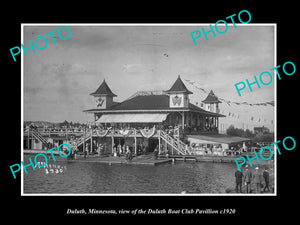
[5,4,300,220]
[21,24,276,195]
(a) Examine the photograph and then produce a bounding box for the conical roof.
[202,90,221,103]
[165,75,193,94]
[90,79,117,97]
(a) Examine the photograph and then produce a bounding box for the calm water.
[23,155,237,194]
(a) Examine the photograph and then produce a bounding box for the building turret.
[90,79,117,109]
[202,90,221,113]
[165,75,193,108]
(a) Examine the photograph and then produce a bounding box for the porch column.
[90,131,93,153]
[182,111,185,131]
[27,127,30,149]
[111,135,114,154]
[164,137,168,155]
[84,128,86,150]
[171,138,174,155]
[158,130,161,154]
[134,128,137,155]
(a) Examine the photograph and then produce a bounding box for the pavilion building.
[82,75,240,155]
[23,75,251,156]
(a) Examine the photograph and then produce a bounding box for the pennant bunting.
[185,78,275,107]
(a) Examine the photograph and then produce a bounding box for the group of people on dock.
[112,144,133,161]
[235,165,272,193]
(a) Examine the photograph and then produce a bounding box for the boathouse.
[82,76,237,155]
[23,76,251,156]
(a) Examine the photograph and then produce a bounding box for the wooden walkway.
[24,150,272,165]
[24,150,172,165]
[58,154,173,166]
[23,149,60,155]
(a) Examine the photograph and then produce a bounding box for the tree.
[244,129,254,138]
[226,125,244,136]
[226,125,254,137]
[253,133,274,142]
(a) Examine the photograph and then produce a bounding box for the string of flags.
[184,79,274,125]
[220,109,274,124]
[184,79,275,107]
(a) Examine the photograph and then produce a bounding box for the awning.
[187,134,251,144]
[96,113,168,123]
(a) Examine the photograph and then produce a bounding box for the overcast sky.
[23,24,275,130]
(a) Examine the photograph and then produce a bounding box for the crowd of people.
[112,144,134,161]
[234,165,272,193]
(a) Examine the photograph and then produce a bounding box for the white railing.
[30,128,49,144]
[159,130,192,155]
[76,130,93,147]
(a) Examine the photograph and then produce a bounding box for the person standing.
[153,147,159,160]
[125,146,131,161]
[263,168,270,192]
[117,144,121,156]
[128,147,133,161]
[84,144,88,158]
[97,144,101,157]
[252,167,262,193]
[243,165,252,193]
[235,169,243,193]
[74,147,77,160]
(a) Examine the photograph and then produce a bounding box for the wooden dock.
[24,150,271,165]
[166,155,236,163]
[23,149,60,155]
[168,155,272,164]
[53,154,173,166]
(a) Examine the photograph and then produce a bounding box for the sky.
[23,24,275,131]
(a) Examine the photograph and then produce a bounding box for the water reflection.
[23,155,236,194]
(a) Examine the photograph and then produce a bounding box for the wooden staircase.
[26,127,49,145]
[159,130,192,155]
[76,130,93,148]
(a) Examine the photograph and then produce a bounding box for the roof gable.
[90,79,117,97]
[202,90,221,103]
[165,75,193,94]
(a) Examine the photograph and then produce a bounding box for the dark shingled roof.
[202,90,221,103]
[84,94,225,117]
[110,95,169,110]
[165,75,193,94]
[90,79,117,97]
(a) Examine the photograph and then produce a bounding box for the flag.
[183,78,275,108]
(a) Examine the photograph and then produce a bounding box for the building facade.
[24,76,255,156]
[82,76,226,155]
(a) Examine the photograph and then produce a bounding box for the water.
[23,155,237,194]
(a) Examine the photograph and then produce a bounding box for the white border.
[21,23,277,196]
